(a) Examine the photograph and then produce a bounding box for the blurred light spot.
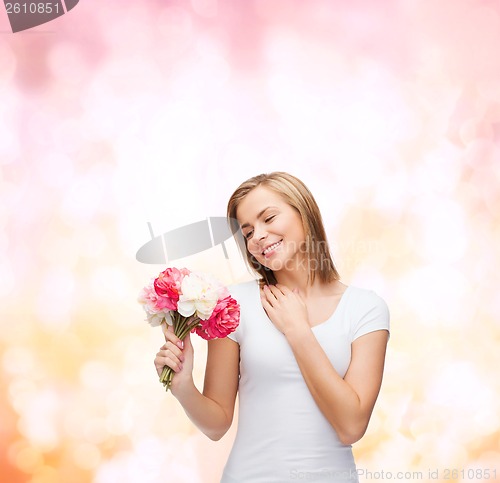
[78,227,107,259]
[17,388,61,450]
[52,118,84,154]
[397,265,472,328]
[35,267,75,330]
[191,0,217,18]
[195,41,231,88]
[80,361,114,391]
[48,42,87,84]
[40,233,79,269]
[478,79,500,102]
[62,406,88,441]
[370,171,409,220]
[156,6,193,63]
[95,437,202,483]
[434,437,469,467]
[60,169,106,223]
[106,410,133,435]
[89,266,129,301]
[460,117,494,145]
[34,151,75,190]
[158,6,192,43]
[429,362,494,413]
[410,195,468,264]
[473,409,500,436]
[415,141,463,195]
[105,389,133,414]
[73,442,101,470]
[8,378,37,414]
[0,42,16,85]
[11,444,43,473]
[409,414,437,438]
[83,418,109,444]
[422,206,467,263]
[26,111,58,149]
[350,267,388,295]
[0,113,20,161]
[3,346,36,375]
[30,465,59,483]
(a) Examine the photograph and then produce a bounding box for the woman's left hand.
[260,283,310,336]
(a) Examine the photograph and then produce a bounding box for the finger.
[164,327,184,350]
[265,284,282,299]
[261,285,275,299]
[260,292,272,309]
[159,341,185,361]
[275,284,292,295]
[260,286,272,304]
[162,357,183,373]
[184,331,192,348]
[155,352,183,372]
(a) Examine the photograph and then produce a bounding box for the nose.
[252,223,267,243]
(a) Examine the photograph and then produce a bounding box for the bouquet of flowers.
[138,267,240,391]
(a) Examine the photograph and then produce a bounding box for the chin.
[263,258,288,273]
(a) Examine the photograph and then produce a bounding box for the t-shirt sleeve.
[226,327,239,343]
[351,290,390,342]
[227,319,241,344]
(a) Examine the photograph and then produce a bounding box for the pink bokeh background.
[1,1,500,482]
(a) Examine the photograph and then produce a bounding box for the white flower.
[177,271,222,320]
[145,309,172,327]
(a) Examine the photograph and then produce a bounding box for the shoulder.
[346,285,389,314]
[345,285,390,341]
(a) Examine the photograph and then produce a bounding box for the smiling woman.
[228,172,340,288]
[155,172,390,483]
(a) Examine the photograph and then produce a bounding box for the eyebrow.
[240,206,277,230]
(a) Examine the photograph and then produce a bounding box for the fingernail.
[179,364,183,371]
[176,341,183,349]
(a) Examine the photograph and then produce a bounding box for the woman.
[154,172,390,482]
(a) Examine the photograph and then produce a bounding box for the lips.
[262,239,283,257]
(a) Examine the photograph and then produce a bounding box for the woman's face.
[236,185,307,272]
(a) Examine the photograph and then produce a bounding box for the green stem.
[159,313,201,392]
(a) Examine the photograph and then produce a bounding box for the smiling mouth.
[262,239,283,256]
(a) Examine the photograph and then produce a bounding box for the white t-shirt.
[220,279,390,483]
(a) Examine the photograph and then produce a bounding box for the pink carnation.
[154,267,190,311]
[138,280,164,313]
[192,296,240,340]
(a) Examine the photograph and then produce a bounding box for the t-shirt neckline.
[310,285,351,331]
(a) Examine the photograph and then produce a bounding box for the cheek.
[246,241,261,258]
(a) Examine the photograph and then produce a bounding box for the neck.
[273,269,343,299]
[274,270,323,298]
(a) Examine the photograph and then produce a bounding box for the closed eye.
[243,215,276,240]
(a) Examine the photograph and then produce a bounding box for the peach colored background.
[1,1,499,482]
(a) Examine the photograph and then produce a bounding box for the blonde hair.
[227,172,339,286]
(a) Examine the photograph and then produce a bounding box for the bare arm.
[285,328,389,445]
[155,325,240,441]
[260,283,389,445]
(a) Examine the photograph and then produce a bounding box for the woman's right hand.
[154,323,195,396]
